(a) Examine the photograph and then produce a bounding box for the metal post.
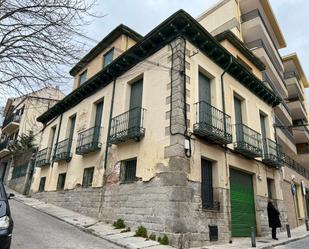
[306,220,309,231]
[251,227,256,247]
[286,224,291,238]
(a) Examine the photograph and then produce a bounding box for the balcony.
[293,120,309,143]
[262,138,284,168]
[283,154,309,180]
[76,126,102,155]
[234,124,262,158]
[109,107,145,145]
[53,139,72,162]
[285,71,304,101]
[36,148,51,167]
[287,97,307,121]
[0,140,10,158]
[193,101,232,144]
[2,113,21,134]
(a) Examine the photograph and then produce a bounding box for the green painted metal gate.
[230,169,256,237]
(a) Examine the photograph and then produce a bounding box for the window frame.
[82,167,94,188]
[57,173,66,191]
[103,47,114,68]
[79,70,88,86]
[121,158,137,183]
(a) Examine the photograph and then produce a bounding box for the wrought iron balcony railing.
[76,126,102,155]
[109,107,145,145]
[36,148,51,167]
[53,138,73,162]
[0,140,9,151]
[234,123,262,158]
[193,101,232,144]
[262,138,284,168]
[275,116,295,144]
[283,153,309,180]
[2,113,21,128]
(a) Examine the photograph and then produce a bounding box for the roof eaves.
[38,10,280,124]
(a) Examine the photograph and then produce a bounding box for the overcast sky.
[81,0,309,101]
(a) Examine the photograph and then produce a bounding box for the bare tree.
[0,0,99,98]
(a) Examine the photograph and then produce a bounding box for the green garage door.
[230,169,256,237]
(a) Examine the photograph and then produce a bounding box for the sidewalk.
[8,188,309,249]
[8,189,174,249]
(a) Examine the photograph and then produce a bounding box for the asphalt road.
[273,236,309,249]
[9,199,122,249]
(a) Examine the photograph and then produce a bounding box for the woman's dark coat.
[267,202,281,228]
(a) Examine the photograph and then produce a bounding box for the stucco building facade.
[30,0,308,247]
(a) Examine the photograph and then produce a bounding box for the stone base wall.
[32,187,103,218]
[8,176,27,194]
[100,173,230,248]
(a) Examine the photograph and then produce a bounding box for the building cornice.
[38,10,281,124]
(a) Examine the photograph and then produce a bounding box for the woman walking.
[267,199,281,240]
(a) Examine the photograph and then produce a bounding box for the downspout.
[220,56,233,242]
[99,78,116,215]
[103,79,116,170]
[51,113,63,168]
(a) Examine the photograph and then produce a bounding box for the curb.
[11,197,128,248]
[262,234,309,248]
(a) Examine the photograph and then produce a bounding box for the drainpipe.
[51,114,63,168]
[220,56,233,241]
[103,79,117,170]
[221,56,233,132]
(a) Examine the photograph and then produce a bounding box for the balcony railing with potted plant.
[53,138,72,162]
[234,124,262,158]
[109,107,145,145]
[35,148,51,167]
[76,126,102,155]
[262,138,284,168]
[193,101,232,144]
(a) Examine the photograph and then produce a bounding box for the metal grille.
[38,177,46,192]
[82,167,94,187]
[11,164,28,179]
[124,159,137,182]
[209,225,218,241]
[57,173,66,190]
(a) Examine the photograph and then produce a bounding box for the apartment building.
[198,0,309,231]
[0,87,64,195]
[29,8,291,246]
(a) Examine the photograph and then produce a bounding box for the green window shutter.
[129,79,143,135]
[199,73,211,103]
[199,73,212,125]
[230,169,256,237]
[201,159,214,209]
[260,114,267,139]
[234,97,243,140]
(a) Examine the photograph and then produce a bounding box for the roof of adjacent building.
[282,53,309,88]
[215,30,266,71]
[37,9,281,124]
[69,24,143,76]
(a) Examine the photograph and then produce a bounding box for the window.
[267,178,274,199]
[201,159,214,209]
[57,173,66,190]
[38,177,46,192]
[82,167,94,187]
[11,164,28,179]
[103,48,114,67]
[121,158,137,182]
[260,113,267,139]
[79,70,87,86]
